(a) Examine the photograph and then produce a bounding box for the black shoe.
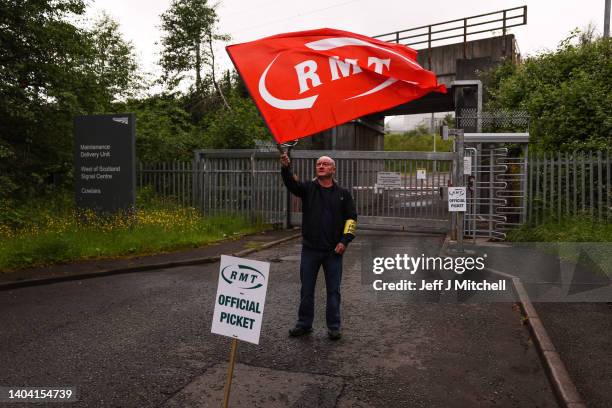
[328,328,342,340]
[289,326,312,337]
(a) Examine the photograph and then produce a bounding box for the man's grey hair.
[317,155,336,167]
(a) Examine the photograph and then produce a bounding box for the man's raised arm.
[280,153,306,197]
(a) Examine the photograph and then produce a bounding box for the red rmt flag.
[226,28,446,143]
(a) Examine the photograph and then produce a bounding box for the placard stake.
[222,338,239,408]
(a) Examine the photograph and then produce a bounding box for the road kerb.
[0,233,301,291]
[486,267,586,408]
[438,237,586,408]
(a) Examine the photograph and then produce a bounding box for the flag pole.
[276,141,297,228]
[277,142,291,229]
[222,338,239,408]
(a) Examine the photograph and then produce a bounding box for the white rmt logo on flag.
[259,37,425,110]
[227,28,445,143]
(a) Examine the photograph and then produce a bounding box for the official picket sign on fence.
[448,187,467,212]
[211,255,270,345]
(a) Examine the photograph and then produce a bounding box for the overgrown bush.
[484,31,611,151]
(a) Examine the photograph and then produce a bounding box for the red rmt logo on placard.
[227,28,446,143]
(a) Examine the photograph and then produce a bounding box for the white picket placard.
[211,255,270,345]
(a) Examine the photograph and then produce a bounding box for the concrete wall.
[416,34,518,86]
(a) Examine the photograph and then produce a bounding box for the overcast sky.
[87,0,607,78]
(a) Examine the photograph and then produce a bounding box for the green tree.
[0,1,141,201]
[0,0,89,200]
[119,95,203,162]
[484,31,611,151]
[203,88,271,149]
[158,0,230,109]
[88,13,142,107]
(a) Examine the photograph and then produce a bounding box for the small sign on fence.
[376,172,402,189]
[416,169,427,180]
[463,156,472,175]
[448,187,467,212]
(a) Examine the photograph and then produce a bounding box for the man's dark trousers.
[297,246,343,330]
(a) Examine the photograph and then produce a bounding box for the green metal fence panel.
[527,150,610,223]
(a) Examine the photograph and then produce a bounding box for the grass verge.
[507,215,612,242]
[0,190,268,272]
[507,215,612,276]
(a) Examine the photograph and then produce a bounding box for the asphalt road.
[0,232,557,407]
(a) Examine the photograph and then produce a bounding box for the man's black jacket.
[281,166,357,251]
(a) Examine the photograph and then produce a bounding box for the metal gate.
[191,149,456,233]
[289,150,454,232]
[463,146,527,241]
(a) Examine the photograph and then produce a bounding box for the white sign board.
[376,172,401,189]
[416,169,427,180]
[211,255,270,345]
[448,187,467,212]
[463,156,472,175]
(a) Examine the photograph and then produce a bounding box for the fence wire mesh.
[456,109,530,132]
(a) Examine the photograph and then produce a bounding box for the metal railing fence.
[136,150,456,231]
[136,149,610,234]
[374,6,527,53]
[138,161,195,207]
[528,151,611,224]
[137,156,285,224]
[194,153,285,224]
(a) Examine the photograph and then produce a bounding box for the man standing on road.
[280,152,357,340]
